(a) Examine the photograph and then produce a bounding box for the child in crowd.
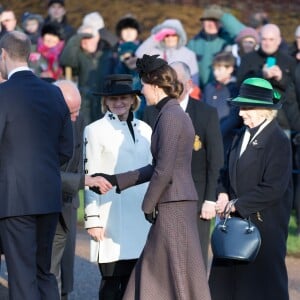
[29,22,64,80]
[202,51,242,156]
[114,42,146,119]
[115,14,141,45]
[21,12,44,46]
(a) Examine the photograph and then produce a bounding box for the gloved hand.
[89,186,102,195]
[293,133,300,146]
[144,208,158,224]
[89,173,117,195]
[91,173,117,186]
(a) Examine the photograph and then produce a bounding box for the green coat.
[60,35,115,123]
[187,13,244,88]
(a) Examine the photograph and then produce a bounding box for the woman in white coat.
[84,74,152,300]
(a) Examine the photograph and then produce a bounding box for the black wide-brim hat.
[228,77,282,109]
[93,74,141,96]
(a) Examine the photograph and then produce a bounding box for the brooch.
[193,135,202,151]
[108,113,115,120]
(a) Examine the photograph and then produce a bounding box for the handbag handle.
[223,199,238,216]
[219,199,255,233]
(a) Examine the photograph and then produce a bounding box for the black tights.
[99,275,130,300]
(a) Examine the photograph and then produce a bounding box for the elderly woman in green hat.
[209,77,292,300]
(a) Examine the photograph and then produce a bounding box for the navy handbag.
[211,200,261,262]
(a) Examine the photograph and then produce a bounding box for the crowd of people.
[0,0,299,300]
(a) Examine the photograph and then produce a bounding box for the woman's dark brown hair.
[137,54,183,98]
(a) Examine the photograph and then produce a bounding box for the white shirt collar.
[179,94,189,111]
[8,66,32,79]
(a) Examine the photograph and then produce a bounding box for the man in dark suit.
[143,61,224,269]
[50,80,109,300]
[50,80,84,300]
[0,31,73,300]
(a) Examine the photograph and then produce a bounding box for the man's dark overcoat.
[0,70,73,299]
[237,48,298,130]
[52,114,85,294]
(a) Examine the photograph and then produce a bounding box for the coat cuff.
[84,214,101,228]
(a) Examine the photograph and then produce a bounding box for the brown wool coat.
[117,99,211,300]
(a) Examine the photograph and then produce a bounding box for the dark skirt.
[123,200,211,300]
[99,259,137,278]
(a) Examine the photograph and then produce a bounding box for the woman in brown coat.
[96,54,212,300]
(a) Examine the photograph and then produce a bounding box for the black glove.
[91,173,117,186]
[293,133,300,146]
[89,173,118,195]
[144,208,158,224]
[89,186,102,195]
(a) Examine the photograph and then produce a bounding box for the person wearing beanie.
[235,27,260,45]
[225,26,260,66]
[187,4,245,89]
[29,22,65,80]
[113,14,141,80]
[48,0,65,6]
[115,42,139,75]
[112,15,143,117]
[113,42,146,119]
[45,0,75,41]
[83,12,104,31]
[115,14,141,44]
[82,11,118,49]
[60,21,115,124]
[21,12,44,46]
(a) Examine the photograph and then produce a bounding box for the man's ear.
[186,78,194,93]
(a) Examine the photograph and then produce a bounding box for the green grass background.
[77,190,300,256]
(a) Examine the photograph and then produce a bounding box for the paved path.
[1,226,300,299]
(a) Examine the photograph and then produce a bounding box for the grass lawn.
[287,212,300,257]
[77,190,300,256]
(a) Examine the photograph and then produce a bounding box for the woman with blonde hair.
[84,74,152,299]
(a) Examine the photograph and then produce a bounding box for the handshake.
[86,173,117,195]
[87,173,159,225]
